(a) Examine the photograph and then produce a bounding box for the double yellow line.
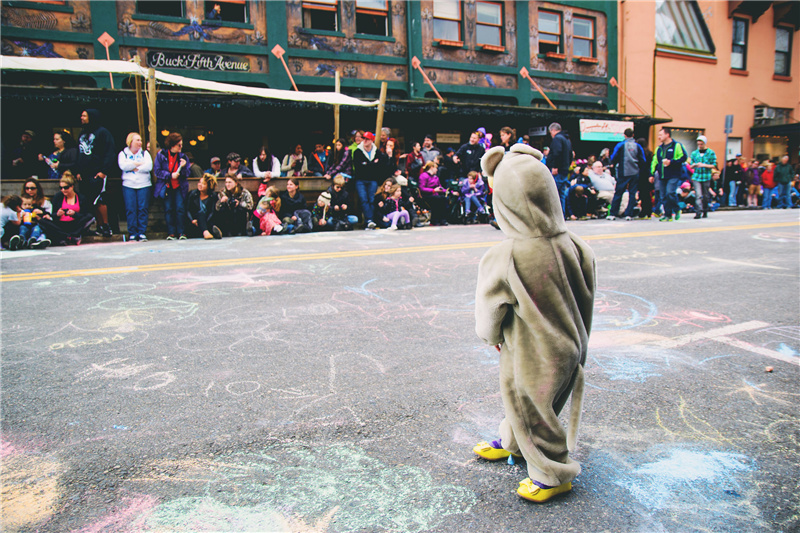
[1,221,796,283]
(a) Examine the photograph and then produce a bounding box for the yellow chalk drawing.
[655,396,742,449]
[726,379,800,407]
[1,444,62,532]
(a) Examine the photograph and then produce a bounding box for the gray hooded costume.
[476,144,596,487]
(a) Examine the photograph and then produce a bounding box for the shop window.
[137,1,184,18]
[204,1,248,23]
[302,0,338,32]
[476,1,502,47]
[433,0,462,43]
[775,26,792,76]
[355,0,388,37]
[538,10,562,54]
[731,18,747,69]
[573,16,595,58]
[656,0,714,54]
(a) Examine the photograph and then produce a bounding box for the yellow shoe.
[472,440,521,461]
[516,478,572,503]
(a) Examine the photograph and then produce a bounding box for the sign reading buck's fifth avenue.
[147,50,250,72]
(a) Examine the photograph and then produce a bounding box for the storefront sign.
[147,50,250,72]
[436,133,461,145]
[529,126,548,137]
[579,119,634,141]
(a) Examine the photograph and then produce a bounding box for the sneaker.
[625,216,632,221]
[702,212,708,218]
[693,213,702,219]
[473,440,522,461]
[8,235,21,251]
[675,211,681,220]
[211,226,222,239]
[658,215,673,222]
[129,234,139,242]
[139,234,148,242]
[70,236,82,246]
[517,478,572,503]
[606,215,616,220]
[367,220,377,230]
[389,225,398,230]
[166,235,176,241]
[100,224,113,237]
[490,219,501,230]
[179,234,187,240]
[295,224,311,234]
[31,238,50,250]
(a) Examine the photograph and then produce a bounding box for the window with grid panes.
[539,10,561,54]
[476,1,502,47]
[433,0,461,42]
[303,0,338,31]
[775,27,792,76]
[573,16,594,58]
[731,18,747,69]
[355,0,388,36]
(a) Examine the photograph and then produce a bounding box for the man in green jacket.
[774,155,795,209]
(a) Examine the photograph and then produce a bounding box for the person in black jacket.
[546,122,573,218]
[76,109,116,237]
[636,138,654,218]
[37,171,95,245]
[279,178,313,233]
[454,132,486,179]
[186,174,222,239]
[351,132,390,229]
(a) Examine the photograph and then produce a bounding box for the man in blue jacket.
[651,127,686,221]
[546,123,573,218]
[609,128,647,220]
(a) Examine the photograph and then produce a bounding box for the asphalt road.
[2,209,798,533]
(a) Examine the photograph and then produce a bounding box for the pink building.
[619,0,799,163]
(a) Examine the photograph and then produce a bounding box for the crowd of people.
[3,111,799,250]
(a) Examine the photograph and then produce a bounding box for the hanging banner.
[579,119,634,141]
[147,50,250,72]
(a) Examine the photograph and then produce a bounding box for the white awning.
[0,56,379,107]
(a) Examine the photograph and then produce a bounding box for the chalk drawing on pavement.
[128,445,475,533]
[592,289,658,331]
[590,354,662,383]
[655,396,741,449]
[1,439,63,532]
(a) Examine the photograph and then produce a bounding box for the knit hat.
[696,135,708,144]
[318,191,331,206]
[395,175,408,186]
[680,181,691,190]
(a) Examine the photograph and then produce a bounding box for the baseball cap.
[363,132,375,141]
[696,135,707,144]
[210,156,221,163]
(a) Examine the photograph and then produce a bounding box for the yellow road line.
[2,221,797,283]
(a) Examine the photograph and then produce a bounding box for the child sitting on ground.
[461,170,487,224]
[18,194,50,248]
[328,174,358,230]
[311,191,331,230]
[253,186,285,235]
[381,184,411,230]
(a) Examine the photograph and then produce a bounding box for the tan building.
[619,0,799,163]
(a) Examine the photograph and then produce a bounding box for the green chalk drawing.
[143,444,476,532]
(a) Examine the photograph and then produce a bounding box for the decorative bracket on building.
[519,67,556,109]
[271,44,298,92]
[411,56,445,103]
[609,77,649,116]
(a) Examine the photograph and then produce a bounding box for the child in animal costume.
[473,144,596,503]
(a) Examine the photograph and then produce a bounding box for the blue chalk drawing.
[344,279,390,302]
[593,290,658,331]
[776,343,799,356]
[622,449,752,510]
[590,355,661,383]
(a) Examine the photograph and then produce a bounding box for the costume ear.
[509,144,543,160]
[481,146,506,178]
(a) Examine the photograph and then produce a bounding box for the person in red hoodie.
[760,161,776,209]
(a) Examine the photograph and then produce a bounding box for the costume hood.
[481,144,566,239]
[82,108,101,133]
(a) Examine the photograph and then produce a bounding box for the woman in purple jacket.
[154,133,191,239]
[418,160,449,226]
[324,138,352,181]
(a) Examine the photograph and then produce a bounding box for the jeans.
[610,174,637,218]
[123,185,151,237]
[355,180,378,223]
[464,195,485,216]
[163,189,186,236]
[693,180,710,213]
[776,182,792,208]
[762,187,775,208]
[661,177,681,217]
[327,215,359,225]
[727,182,739,207]
[18,224,43,242]
[555,172,570,218]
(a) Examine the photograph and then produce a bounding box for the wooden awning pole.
[147,67,157,165]
[334,70,341,142]
[133,56,146,139]
[374,81,388,142]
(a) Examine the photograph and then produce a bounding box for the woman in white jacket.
[118,132,153,241]
[253,145,281,198]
